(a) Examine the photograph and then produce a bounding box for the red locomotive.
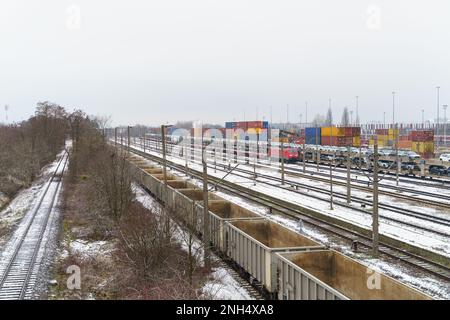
[268,146,299,163]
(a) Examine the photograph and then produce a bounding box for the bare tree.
[341,107,350,126]
[325,107,333,126]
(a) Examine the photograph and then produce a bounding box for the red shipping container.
[376,129,389,135]
[352,127,361,136]
[322,136,352,146]
[235,122,248,129]
[411,130,434,142]
[321,136,333,146]
[399,134,411,141]
[420,152,434,159]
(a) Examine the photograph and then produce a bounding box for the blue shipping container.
[305,127,321,137]
[262,121,269,129]
[306,135,321,145]
[225,122,237,129]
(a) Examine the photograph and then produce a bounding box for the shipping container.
[352,127,361,136]
[388,128,399,135]
[322,127,345,137]
[272,137,290,143]
[375,129,389,135]
[398,140,413,149]
[305,127,321,138]
[305,136,321,145]
[352,136,361,147]
[411,130,434,142]
[277,250,431,300]
[322,136,353,146]
[412,141,434,153]
[369,139,386,147]
[225,122,237,129]
[399,134,412,141]
[420,152,435,159]
[224,219,323,294]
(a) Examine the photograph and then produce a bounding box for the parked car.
[378,160,395,169]
[378,149,392,157]
[401,162,421,175]
[320,154,334,161]
[439,153,450,162]
[429,165,448,176]
[352,157,367,166]
[334,155,347,166]
[406,151,421,159]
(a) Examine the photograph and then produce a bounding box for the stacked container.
[305,127,322,145]
[411,130,434,158]
[321,126,360,147]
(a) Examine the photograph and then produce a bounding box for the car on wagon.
[439,153,450,162]
[428,164,449,176]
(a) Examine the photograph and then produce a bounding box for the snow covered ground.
[0,148,69,299]
[0,150,66,247]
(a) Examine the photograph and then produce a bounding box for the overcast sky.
[1,0,449,126]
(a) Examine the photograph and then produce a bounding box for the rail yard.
[2,1,450,308]
[104,122,450,300]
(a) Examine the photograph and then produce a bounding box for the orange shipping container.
[322,126,345,137]
[398,140,412,149]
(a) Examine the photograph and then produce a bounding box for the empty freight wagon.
[224,219,323,296]
[207,201,263,250]
[277,250,431,300]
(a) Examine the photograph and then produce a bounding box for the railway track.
[139,138,450,209]
[0,151,68,300]
[139,136,450,187]
[206,165,450,237]
[125,145,450,283]
[130,140,450,235]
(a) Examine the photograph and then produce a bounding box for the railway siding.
[123,146,445,299]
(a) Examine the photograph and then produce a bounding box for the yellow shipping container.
[352,136,361,147]
[322,127,345,137]
[370,139,386,147]
[388,128,399,136]
[411,141,434,153]
[272,137,289,143]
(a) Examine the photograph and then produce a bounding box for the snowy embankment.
[0,152,65,246]
[133,185,253,300]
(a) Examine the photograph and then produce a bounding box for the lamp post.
[161,124,173,191]
[356,96,359,125]
[444,104,448,148]
[392,91,399,190]
[437,86,440,146]
[392,91,395,126]
[329,98,334,210]
[421,109,425,128]
[305,101,308,125]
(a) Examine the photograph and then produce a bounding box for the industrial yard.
[105,121,450,300]
[1,0,450,311]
